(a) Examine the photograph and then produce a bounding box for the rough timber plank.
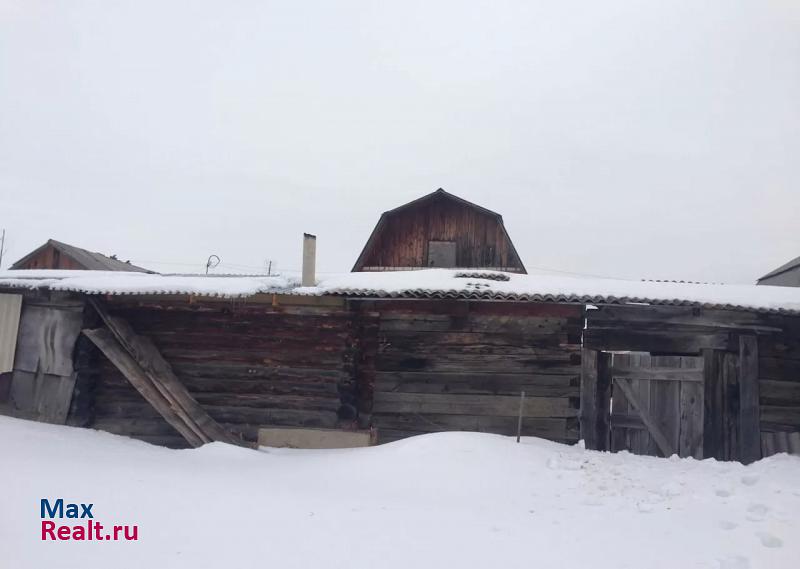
[614,377,674,457]
[739,335,761,464]
[372,392,575,418]
[580,349,599,449]
[703,349,725,460]
[83,327,205,447]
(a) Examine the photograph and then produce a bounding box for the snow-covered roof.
[2,269,800,315]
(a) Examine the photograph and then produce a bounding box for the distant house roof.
[758,255,800,284]
[352,188,527,273]
[10,239,153,273]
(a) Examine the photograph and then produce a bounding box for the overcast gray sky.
[1,1,798,283]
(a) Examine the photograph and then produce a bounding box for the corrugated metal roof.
[2,269,800,315]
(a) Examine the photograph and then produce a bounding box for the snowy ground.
[1,417,798,569]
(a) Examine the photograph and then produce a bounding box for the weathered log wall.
[758,317,800,455]
[76,298,365,448]
[357,300,583,443]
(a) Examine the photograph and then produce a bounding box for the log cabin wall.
[355,300,583,444]
[72,297,369,448]
[758,316,800,455]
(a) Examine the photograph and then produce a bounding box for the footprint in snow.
[740,474,759,487]
[718,555,750,569]
[756,532,783,549]
[581,497,604,507]
[718,520,738,530]
[746,504,769,522]
[637,501,655,514]
[658,482,682,498]
[715,488,734,498]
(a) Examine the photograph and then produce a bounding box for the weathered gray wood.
[739,335,761,464]
[760,405,800,428]
[0,293,22,374]
[374,371,578,397]
[759,380,800,404]
[703,349,724,460]
[580,348,599,449]
[7,368,76,424]
[83,327,206,447]
[89,300,247,447]
[584,328,732,353]
[372,392,576,417]
[651,356,681,455]
[587,305,781,332]
[596,351,612,451]
[373,413,572,439]
[13,303,83,376]
[722,352,739,461]
[679,375,704,459]
[608,366,703,382]
[614,377,675,457]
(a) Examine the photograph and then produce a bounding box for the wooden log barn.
[1,190,799,463]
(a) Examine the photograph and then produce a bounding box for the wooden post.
[596,352,612,451]
[580,348,599,449]
[516,391,525,443]
[703,349,724,460]
[739,335,761,464]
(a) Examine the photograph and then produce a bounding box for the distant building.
[10,239,152,273]
[757,255,800,287]
[352,188,527,273]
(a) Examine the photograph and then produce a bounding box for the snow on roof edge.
[1,269,800,315]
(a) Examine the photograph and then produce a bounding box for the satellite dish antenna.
[205,254,220,274]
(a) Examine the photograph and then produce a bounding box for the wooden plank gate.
[609,353,704,458]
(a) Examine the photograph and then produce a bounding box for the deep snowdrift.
[1,417,798,569]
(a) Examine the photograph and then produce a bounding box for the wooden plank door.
[610,353,704,458]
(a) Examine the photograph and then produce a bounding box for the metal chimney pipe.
[302,233,316,287]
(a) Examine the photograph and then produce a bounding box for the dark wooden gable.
[352,189,527,273]
[10,239,151,272]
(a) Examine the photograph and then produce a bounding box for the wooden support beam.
[614,377,675,457]
[596,352,612,451]
[739,335,761,464]
[87,299,249,448]
[702,349,724,460]
[580,348,599,449]
[83,328,206,447]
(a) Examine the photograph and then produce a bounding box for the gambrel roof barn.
[352,189,527,273]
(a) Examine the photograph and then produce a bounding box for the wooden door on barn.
[610,353,704,458]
